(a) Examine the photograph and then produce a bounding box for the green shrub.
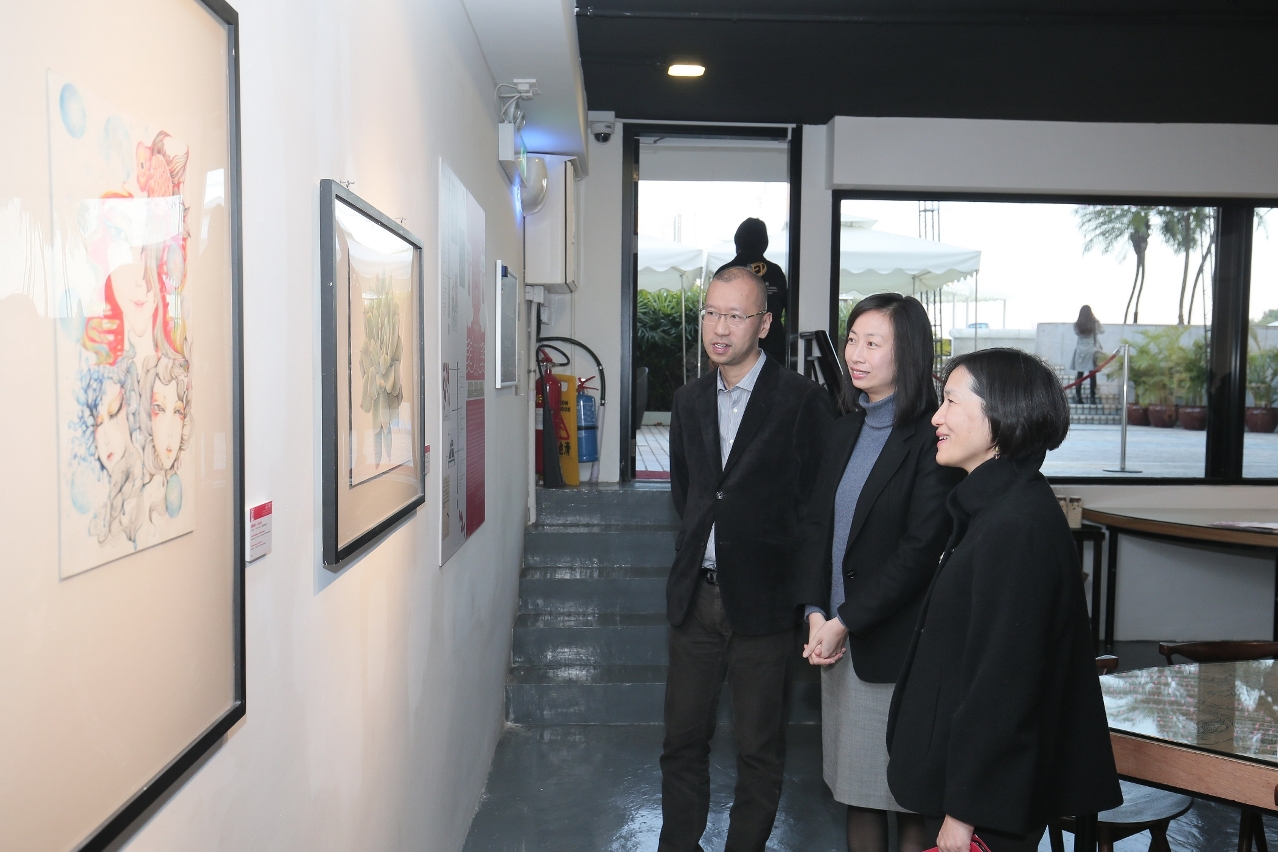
[637,287,702,412]
[1249,347,1278,407]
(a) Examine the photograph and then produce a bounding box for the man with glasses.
[659,266,833,852]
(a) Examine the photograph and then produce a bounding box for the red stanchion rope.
[1061,350,1119,391]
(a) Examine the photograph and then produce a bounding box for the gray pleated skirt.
[821,656,909,811]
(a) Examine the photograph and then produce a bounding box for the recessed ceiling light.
[668,63,705,78]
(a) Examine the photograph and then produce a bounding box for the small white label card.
[247,501,273,562]
[424,444,431,476]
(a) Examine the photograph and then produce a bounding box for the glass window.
[637,180,790,407]
[1245,208,1278,477]
[836,198,1217,478]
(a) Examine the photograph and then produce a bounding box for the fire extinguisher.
[536,348,565,487]
[577,377,599,465]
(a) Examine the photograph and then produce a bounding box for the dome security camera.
[590,119,614,144]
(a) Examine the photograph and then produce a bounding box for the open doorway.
[621,126,798,481]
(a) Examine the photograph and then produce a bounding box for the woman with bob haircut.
[796,293,964,852]
[886,348,1121,852]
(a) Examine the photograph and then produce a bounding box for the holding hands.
[802,613,847,665]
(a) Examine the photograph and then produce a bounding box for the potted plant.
[1108,338,1153,425]
[1176,335,1209,431]
[1247,347,1278,433]
[1121,327,1183,428]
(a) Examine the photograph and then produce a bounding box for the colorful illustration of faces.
[51,74,195,577]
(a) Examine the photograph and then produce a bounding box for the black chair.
[798,330,851,411]
[633,366,649,435]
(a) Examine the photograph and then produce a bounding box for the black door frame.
[619,122,798,481]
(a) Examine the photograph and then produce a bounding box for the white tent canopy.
[838,219,981,298]
[638,234,704,292]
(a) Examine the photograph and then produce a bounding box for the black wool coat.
[886,453,1122,834]
[668,355,833,635]
[795,407,964,683]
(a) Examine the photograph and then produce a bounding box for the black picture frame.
[319,179,426,564]
[65,1,245,849]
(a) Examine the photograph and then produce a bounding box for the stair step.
[524,525,677,568]
[505,665,821,725]
[521,565,669,580]
[536,485,679,526]
[519,576,667,614]
[512,613,669,666]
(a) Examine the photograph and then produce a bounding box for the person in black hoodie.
[716,218,789,365]
[886,348,1122,852]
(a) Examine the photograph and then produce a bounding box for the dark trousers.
[658,581,795,852]
[922,817,1046,852]
[1074,371,1097,403]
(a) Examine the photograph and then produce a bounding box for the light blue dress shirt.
[702,350,767,570]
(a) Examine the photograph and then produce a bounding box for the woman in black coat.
[886,348,1122,852]
[797,294,963,852]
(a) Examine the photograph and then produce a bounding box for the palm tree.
[1075,206,1152,323]
[1184,209,1218,325]
[1155,207,1214,325]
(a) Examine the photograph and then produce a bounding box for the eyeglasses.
[700,308,768,329]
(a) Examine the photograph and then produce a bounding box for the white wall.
[638,139,789,182]
[1055,485,1278,641]
[797,123,832,336]
[827,116,1278,197]
[537,125,624,481]
[118,0,527,850]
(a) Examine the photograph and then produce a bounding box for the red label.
[250,502,273,521]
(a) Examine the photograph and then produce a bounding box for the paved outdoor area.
[634,422,1278,479]
[636,424,671,480]
[1047,424,1278,478]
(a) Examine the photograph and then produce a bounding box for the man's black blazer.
[795,407,963,683]
[668,355,833,636]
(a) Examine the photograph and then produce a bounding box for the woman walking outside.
[886,348,1121,852]
[797,294,964,852]
[1070,305,1104,404]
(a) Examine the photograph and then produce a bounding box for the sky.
[637,180,1278,332]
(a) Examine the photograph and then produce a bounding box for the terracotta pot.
[1125,404,1150,426]
[1178,406,1207,431]
[1146,404,1177,428]
[1246,407,1278,433]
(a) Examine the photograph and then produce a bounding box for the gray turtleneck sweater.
[807,392,897,625]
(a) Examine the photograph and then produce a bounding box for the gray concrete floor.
[461,724,843,852]
[463,646,1278,852]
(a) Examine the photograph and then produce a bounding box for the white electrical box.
[524,154,577,293]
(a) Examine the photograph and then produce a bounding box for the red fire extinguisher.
[535,349,565,487]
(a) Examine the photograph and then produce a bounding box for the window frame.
[829,189,1278,485]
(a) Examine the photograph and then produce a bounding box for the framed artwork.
[319,180,426,565]
[438,161,486,566]
[495,261,519,389]
[1,0,244,849]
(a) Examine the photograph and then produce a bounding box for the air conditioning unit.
[523,154,577,293]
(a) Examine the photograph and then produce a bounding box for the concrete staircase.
[507,486,819,725]
[1053,366,1122,425]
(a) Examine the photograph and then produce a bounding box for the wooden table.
[1082,508,1278,649]
[1103,661,1278,816]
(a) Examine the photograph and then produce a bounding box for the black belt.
[700,567,718,586]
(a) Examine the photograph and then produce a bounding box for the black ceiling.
[576,1,1278,125]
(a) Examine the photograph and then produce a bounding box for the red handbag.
[925,836,992,852]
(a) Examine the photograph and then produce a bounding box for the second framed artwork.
[319,180,426,564]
